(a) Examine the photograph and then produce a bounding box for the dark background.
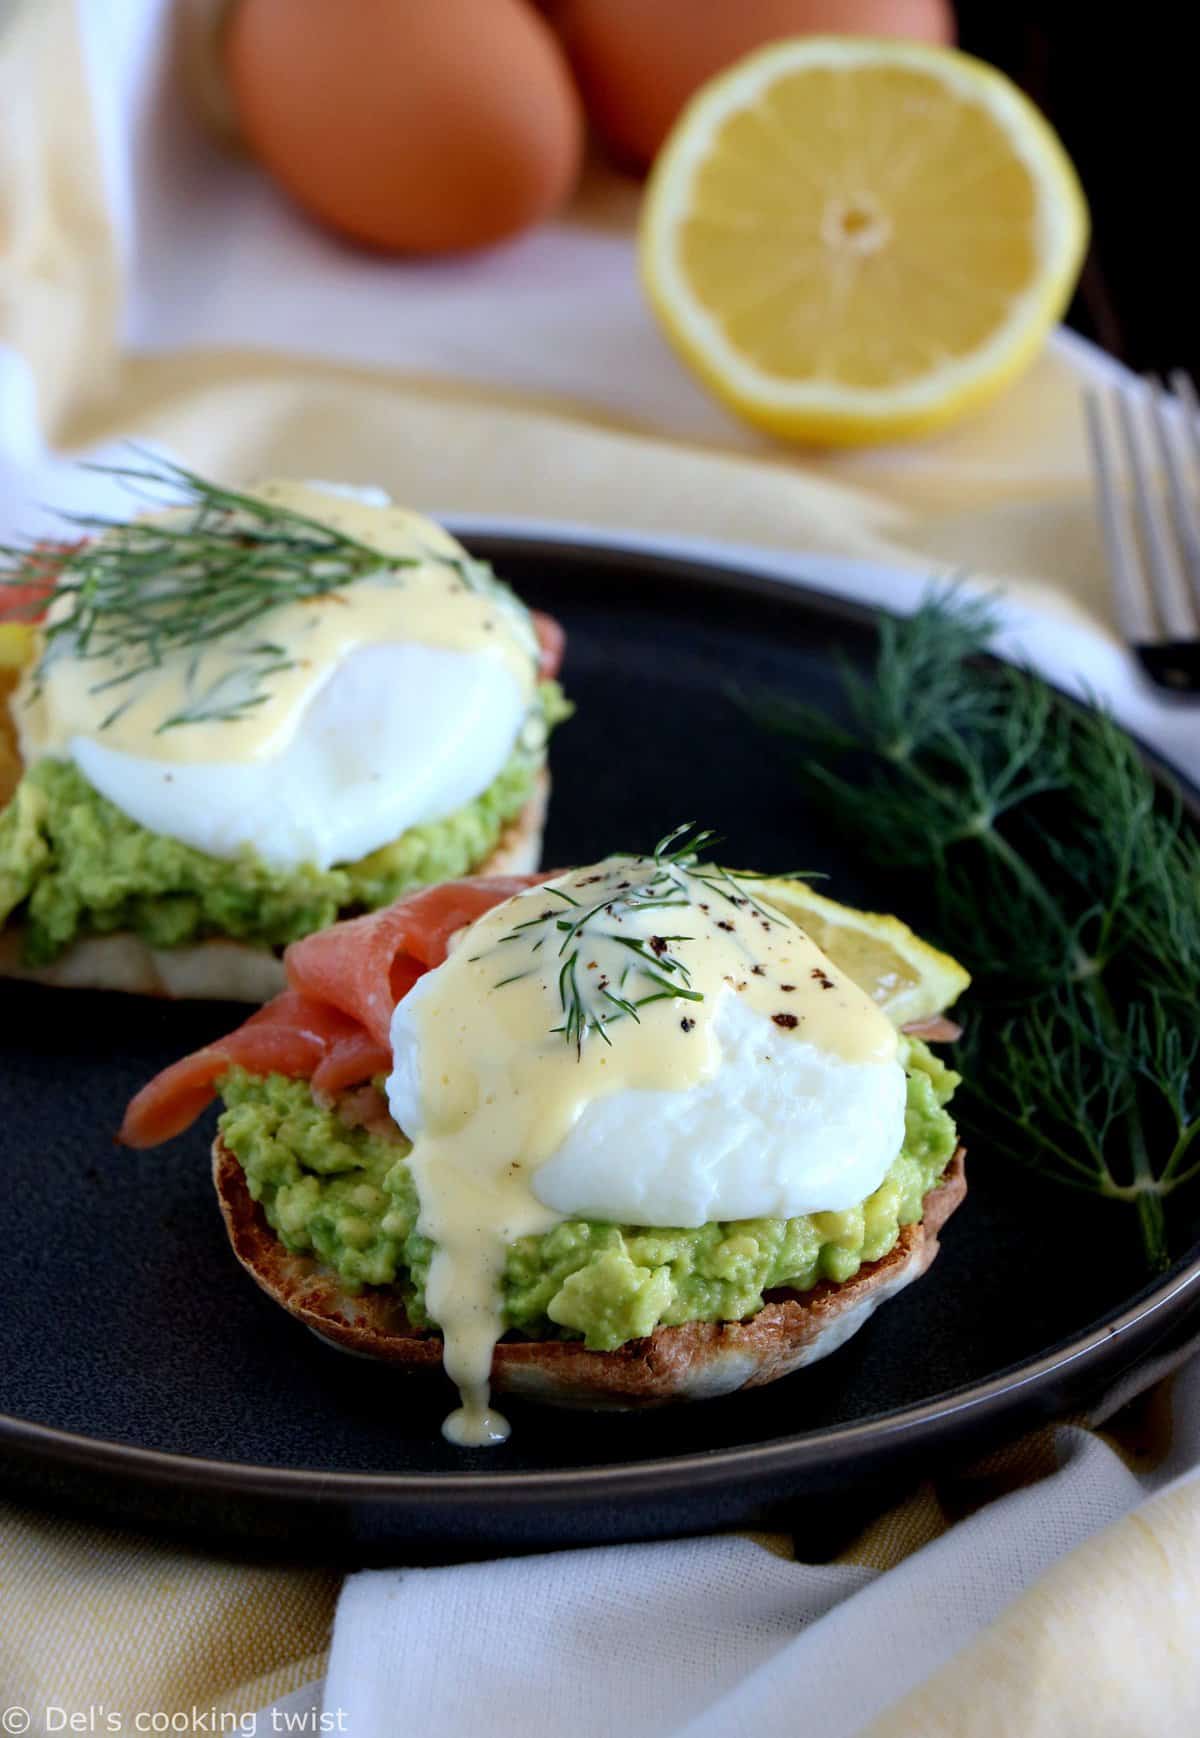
[957,10,1176,375]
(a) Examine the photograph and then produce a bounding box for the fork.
[1084,372,1200,695]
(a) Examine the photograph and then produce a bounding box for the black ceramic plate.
[2,536,1199,1559]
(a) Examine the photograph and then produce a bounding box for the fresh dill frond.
[488,825,763,1054]
[0,451,463,732]
[757,593,1200,1272]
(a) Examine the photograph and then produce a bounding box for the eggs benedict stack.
[121,830,968,1443]
[0,463,568,998]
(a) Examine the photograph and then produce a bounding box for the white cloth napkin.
[324,1357,1200,1738]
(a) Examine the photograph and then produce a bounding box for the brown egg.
[554,0,955,171]
[225,0,584,253]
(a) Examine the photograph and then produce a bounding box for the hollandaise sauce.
[386,838,901,1447]
[15,478,538,768]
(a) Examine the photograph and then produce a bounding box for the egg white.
[388,983,907,1228]
[71,642,526,871]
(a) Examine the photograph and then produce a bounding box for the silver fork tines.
[1085,376,1200,694]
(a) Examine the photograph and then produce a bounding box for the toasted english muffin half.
[212,1137,966,1408]
[0,771,548,1001]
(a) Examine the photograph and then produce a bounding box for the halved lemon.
[746,876,970,1027]
[640,37,1089,445]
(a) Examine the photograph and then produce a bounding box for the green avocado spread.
[216,1036,960,1351]
[0,680,569,964]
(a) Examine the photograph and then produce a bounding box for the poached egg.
[14,481,540,871]
[385,846,906,1445]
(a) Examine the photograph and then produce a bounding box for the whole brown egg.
[554,0,955,171]
[225,0,585,253]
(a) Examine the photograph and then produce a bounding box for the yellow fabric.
[861,1479,1200,1738]
[0,1502,337,1716]
[1,0,1192,1726]
[63,345,1112,639]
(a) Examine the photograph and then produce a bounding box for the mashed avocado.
[0,680,568,963]
[216,1037,960,1351]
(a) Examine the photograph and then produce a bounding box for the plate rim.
[2,1249,1197,1508]
[4,531,1198,1511]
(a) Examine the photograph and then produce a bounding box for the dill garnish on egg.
[479,825,788,1052]
[0,453,515,734]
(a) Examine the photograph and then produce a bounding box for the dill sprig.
[0,452,472,731]
[758,593,1200,1270]
[486,825,776,1054]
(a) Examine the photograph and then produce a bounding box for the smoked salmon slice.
[120,873,547,1147]
[0,541,85,621]
[532,611,565,681]
[900,1015,963,1043]
[285,874,545,1047]
[120,992,363,1147]
[310,1030,393,1098]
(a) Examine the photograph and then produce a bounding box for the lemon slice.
[640,37,1089,445]
[746,876,970,1027]
[0,650,28,808]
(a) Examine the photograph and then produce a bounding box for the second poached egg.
[14,481,542,871]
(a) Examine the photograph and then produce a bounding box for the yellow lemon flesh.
[0,624,36,671]
[0,625,35,804]
[640,37,1089,445]
[747,876,970,1028]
